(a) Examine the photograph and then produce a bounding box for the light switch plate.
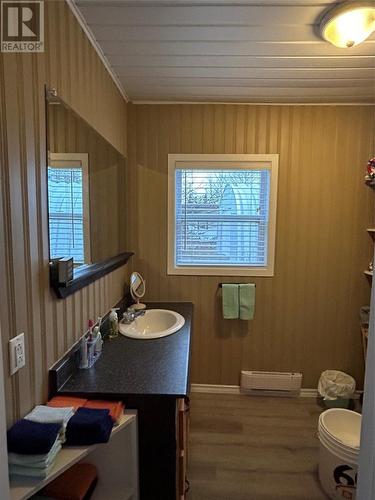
[9,333,25,375]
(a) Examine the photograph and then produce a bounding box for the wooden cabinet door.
[176,397,190,499]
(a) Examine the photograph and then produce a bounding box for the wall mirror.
[46,89,132,298]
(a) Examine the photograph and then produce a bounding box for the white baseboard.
[191,384,241,395]
[191,384,363,399]
[300,388,319,398]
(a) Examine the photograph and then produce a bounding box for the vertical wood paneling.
[0,1,129,425]
[129,103,375,388]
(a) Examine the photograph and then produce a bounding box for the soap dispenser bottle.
[94,326,103,355]
[108,308,119,339]
[94,316,103,355]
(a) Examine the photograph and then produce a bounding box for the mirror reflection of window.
[47,153,91,266]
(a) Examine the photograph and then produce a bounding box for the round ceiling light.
[320,1,375,48]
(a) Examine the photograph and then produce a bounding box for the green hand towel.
[239,283,256,320]
[222,284,239,319]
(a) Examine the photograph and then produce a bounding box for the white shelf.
[9,412,137,500]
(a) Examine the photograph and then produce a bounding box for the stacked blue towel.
[65,407,113,446]
[7,420,61,455]
[7,420,62,478]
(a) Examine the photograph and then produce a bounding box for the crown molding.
[132,100,375,106]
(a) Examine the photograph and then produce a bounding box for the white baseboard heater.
[240,371,303,397]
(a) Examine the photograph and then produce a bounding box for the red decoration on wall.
[365,157,375,181]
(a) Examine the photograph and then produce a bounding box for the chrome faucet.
[122,308,146,324]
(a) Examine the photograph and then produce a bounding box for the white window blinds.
[175,169,270,268]
[48,167,85,264]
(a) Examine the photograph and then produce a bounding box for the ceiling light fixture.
[320,1,375,48]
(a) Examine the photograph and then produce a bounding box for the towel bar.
[218,283,256,288]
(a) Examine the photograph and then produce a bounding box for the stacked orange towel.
[47,397,88,412]
[40,462,97,500]
[84,400,125,424]
[47,396,124,425]
[47,397,125,424]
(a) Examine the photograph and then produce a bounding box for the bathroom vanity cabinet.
[177,397,190,499]
[50,302,193,500]
[120,394,190,500]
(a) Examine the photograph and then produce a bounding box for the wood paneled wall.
[128,103,375,388]
[0,1,129,425]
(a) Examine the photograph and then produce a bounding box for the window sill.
[167,265,274,277]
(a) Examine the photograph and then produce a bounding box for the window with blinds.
[168,155,278,276]
[47,153,91,265]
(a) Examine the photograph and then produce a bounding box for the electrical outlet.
[9,333,25,375]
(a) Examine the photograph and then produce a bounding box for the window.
[168,154,278,276]
[47,153,91,265]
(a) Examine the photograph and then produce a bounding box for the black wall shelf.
[52,252,134,299]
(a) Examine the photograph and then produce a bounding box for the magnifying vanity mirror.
[129,272,146,310]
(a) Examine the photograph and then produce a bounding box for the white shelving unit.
[9,411,138,500]
[362,184,375,360]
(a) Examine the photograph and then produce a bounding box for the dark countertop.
[57,302,193,398]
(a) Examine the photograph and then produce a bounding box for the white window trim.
[48,152,92,265]
[167,154,279,277]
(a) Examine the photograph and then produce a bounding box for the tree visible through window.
[168,155,278,276]
[176,169,269,266]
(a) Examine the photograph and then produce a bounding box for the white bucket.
[319,431,359,465]
[318,409,361,500]
[319,409,361,449]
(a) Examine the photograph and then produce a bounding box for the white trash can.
[318,370,356,408]
[318,409,361,500]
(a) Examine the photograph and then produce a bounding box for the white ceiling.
[74,0,375,104]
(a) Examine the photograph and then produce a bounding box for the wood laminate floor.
[188,393,328,500]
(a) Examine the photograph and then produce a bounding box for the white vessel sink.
[119,309,185,339]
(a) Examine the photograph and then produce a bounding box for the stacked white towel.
[8,436,62,478]
[24,405,74,443]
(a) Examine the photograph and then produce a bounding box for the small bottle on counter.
[94,325,103,355]
[79,336,88,369]
[108,308,120,339]
[87,338,96,368]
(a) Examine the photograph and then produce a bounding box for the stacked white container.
[318,409,361,499]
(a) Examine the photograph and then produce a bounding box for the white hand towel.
[8,437,62,468]
[24,405,74,425]
[24,405,74,443]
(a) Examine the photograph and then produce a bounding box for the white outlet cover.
[9,333,25,375]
